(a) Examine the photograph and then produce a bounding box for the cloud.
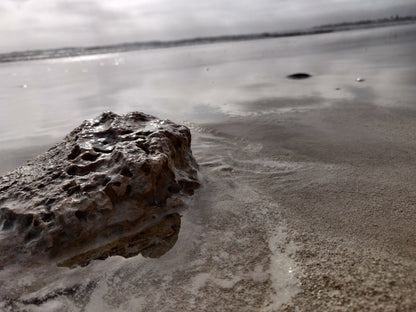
[1,0,416,52]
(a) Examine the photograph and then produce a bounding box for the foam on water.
[266,228,300,311]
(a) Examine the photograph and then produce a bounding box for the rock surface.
[0,111,199,266]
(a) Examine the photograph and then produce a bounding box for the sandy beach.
[0,24,416,311]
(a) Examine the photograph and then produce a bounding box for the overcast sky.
[1,0,416,53]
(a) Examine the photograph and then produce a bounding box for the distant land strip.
[1,15,415,63]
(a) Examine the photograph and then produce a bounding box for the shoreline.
[1,19,415,64]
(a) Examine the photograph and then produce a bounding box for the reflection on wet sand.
[59,213,181,268]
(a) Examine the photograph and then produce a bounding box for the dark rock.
[287,73,312,79]
[0,111,199,266]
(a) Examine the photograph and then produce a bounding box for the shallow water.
[1,24,415,171]
[1,24,416,311]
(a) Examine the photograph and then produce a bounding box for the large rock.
[0,112,199,267]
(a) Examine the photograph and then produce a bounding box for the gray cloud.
[1,0,416,52]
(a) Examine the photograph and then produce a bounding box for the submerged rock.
[0,111,199,267]
[287,73,311,79]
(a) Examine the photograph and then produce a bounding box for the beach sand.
[0,24,415,311]
[200,93,416,310]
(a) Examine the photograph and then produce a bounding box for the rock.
[0,111,199,267]
[287,73,311,79]
[356,77,365,82]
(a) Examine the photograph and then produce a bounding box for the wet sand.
[201,96,416,310]
[1,24,416,311]
[196,27,416,309]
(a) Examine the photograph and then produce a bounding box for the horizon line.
[1,15,415,63]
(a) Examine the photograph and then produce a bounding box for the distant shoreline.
[1,16,415,64]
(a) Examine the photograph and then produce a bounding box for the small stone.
[287,73,311,79]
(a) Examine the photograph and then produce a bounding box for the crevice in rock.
[81,152,99,162]
[67,145,81,160]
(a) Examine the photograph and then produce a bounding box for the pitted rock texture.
[0,112,199,266]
